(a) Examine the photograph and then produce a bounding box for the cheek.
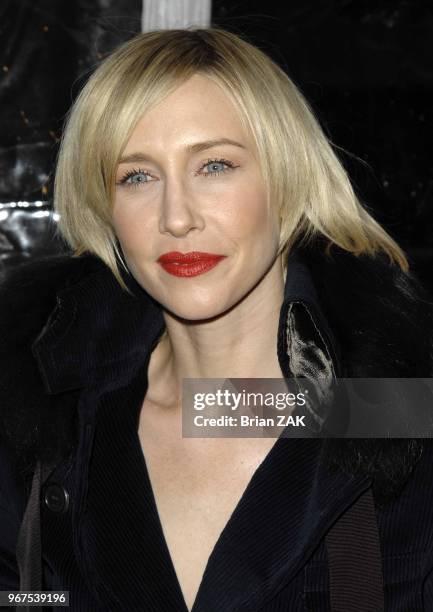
[112,204,152,253]
[219,186,276,244]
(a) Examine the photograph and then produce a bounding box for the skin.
[113,73,286,412]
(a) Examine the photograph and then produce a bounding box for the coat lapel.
[191,440,371,612]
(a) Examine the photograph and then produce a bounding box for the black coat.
[1,238,433,611]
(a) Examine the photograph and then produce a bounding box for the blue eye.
[201,158,235,177]
[119,169,151,186]
[128,172,150,183]
[204,161,226,173]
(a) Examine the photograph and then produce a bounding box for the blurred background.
[0,0,432,294]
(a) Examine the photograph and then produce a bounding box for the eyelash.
[117,158,237,188]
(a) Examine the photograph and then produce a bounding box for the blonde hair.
[54,26,409,290]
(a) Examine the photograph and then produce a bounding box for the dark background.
[1,0,432,294]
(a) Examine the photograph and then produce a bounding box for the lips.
[157,251,227,277]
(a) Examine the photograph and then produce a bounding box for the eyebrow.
[118,138,246,164]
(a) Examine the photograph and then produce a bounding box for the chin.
[160,293,234,323]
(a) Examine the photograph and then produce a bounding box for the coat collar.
[31,244,342,395]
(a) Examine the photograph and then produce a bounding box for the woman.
[1,26,433,612]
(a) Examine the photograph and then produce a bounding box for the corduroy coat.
[1,238,433,611]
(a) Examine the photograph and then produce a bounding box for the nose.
[159,176,204,238]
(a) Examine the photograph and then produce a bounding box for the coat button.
[43,483,69,514]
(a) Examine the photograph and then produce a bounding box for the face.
[112,73,282,321]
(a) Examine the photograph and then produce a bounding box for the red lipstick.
[157,251,227,277]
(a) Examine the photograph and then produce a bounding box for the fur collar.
[298,240,433,506]
[1,239,432,507]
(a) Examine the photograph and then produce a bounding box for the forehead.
[123,74,252,149]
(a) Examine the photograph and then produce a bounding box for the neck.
[146,256,286,409]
